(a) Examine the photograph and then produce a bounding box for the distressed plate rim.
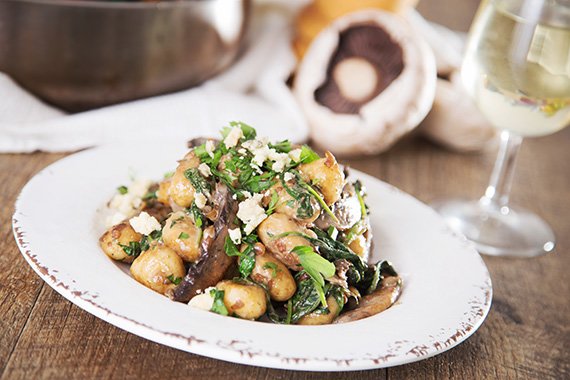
[12,143,492,372]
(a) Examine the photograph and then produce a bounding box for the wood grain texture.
[1,130,568,379]
[1,0,569,378]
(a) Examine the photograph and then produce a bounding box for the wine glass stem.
[481,130,523,210]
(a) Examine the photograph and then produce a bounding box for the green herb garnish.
[210,289,229,316]
[303,182,339,224]
[263,262,279,278]
[184,168,211,194]
[299,145,320,164]
[142,191,157,200]
[221,121,256,141]
[189,202,204,228]
[292,245,336,307]
[224,235,255,278]
[270,140,292,153]
[119,241,141,257]
[117,185,128,195]
[354,180,368,218]
[167,274,182,285]
[178,232,189,240]
[266,190,280,215]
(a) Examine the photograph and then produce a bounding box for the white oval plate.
[13,143,492,372]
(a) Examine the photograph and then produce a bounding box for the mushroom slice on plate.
[294,10,436,156]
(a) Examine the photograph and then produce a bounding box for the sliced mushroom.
[315,182,361,231]
[333,275,401,323]
[293,10,436,156]
[167,183,238,302]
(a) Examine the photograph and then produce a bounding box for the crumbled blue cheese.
[129,212,162,235]
[106,178,152,227]
[198,163,212,178]
[242,138,291,173]
[194,192,207,209]
[237,193,267,235]
[271,152,291,173]
[283,172,295,182]
[228,228,242,245]
[205,140,215,158]
[188,288,215,311]
[223,126,244,148]
[289,148,302,162]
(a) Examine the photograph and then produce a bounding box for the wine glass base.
[432,199,555,257]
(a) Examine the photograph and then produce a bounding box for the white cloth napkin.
[0,1,309,153]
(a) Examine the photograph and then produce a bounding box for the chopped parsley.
[178,232,189,240]
[142,191,157,200]
[167,274,182,285]
[184,168,211,194]
[266,190,280,215]
[119,229,161,258]
[224,235,256,278]
[210,289,229,316]
[263,262,279,278]
[117,185,128,195]
[119,241,142,257]
[189,202,204,228]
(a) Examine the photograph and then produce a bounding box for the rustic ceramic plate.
[13,143,492,372]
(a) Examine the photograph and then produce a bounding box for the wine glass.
[432,0,570,257]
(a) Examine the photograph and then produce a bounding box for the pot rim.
[2,0,240,11]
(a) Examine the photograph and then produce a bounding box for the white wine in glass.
[433,0,570,257]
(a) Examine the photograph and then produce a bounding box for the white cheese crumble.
[242,138,291,173]
[188,290,215,311]
[198,163,212,178]
[228,228,242,245]
[283,172,294,182]
[194,192,207,209]
[237,193,268,235]
[223,126,244,148]
[106,178,152,228]
[129,212,162,235]
[289,148,302,162]
[271,152,291,173]
[205,140,215,158]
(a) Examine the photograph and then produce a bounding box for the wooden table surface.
[1,2,569,379]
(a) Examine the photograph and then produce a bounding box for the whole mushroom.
[293,10,436,156]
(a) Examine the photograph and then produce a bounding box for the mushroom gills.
[315,24,404,114]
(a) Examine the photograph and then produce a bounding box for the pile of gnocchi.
[100,123,401,324]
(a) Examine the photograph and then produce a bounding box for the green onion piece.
[303,183,340,224]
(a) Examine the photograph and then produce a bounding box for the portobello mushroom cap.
[167,183,238,302]
[293,10,436,156]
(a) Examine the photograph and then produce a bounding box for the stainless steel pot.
[0,0,251,112]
